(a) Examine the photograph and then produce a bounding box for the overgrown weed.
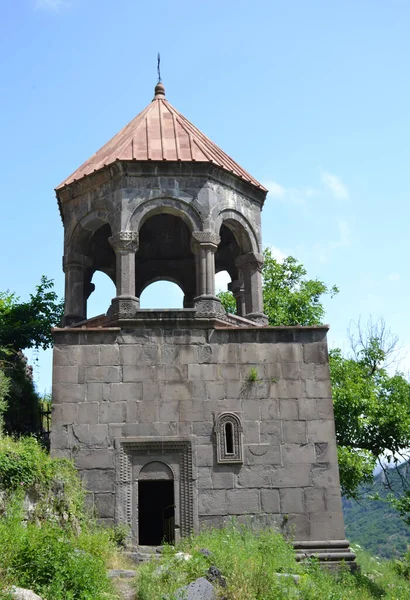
[135,524,410,600]
[0,496,118,600]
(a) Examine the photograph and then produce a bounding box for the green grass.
[134,523,410,600]
[0,436,121,600]
[0,497,118,600]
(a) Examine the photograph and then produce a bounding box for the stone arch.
[63,213,115,324]
[139,276,184,296]
[127,197,203,233]
[66,208,113,249]
[134,209,197,307]
[215,209,259,254]
[138,461,174,481]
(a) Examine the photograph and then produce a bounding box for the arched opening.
[87,271,116,319]
[84,223,116,319]
[215,224,240,282]
[135,213,196,308]
[215,270,231,294]
[225,422,234,455]
[139,280,184,309]
[138,462,175,546]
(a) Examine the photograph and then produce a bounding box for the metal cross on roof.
[157,53,161,83]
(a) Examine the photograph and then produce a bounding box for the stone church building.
[51,81,354,565]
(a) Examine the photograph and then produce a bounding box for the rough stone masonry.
[51,80,355,566]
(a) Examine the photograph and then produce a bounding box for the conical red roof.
[56,83,266,191]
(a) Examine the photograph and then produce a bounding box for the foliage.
[0,277,62,435]
[218,290,237,315]
[0,436,85,528]
[0,276,64,353]
[330,332,410,499]
[0,497,116,600]
[246,367,260,383]
[135,522,410,600]
[218,248,338,325]
[261,249,339,325]
[0,370,10,435]
[2,353,41,435]
[343,464,410,558]
[108,523,131,548]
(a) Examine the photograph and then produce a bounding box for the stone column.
[229,278,246,317]
[191,231,225,317]
[108,231,139,319]
[62,252,90,326]
[235,252,268,324]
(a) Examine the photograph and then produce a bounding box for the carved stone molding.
[63,252,92,271]
[192,230,220,249]
[108,296,139,320]
[235,252,264,271]
[245,312,269,326]
[195,296,225,318]
[109,231,139,253]
[214,412,244,464]
[228,279,244,296]
[116,439,194,540]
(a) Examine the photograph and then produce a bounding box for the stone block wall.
[51,324,345,544]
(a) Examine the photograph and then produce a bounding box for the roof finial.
[157,52,161,83]
[154,52,166,99]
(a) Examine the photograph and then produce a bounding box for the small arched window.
[214,413,243,464]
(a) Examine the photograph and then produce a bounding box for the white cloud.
[263,180,318,207]
[320,171,349,200]
[266,181,286,198]
[35,0,67,10]
[388,272,400,282]
[268,244,287,263]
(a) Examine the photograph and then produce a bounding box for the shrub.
[0,436,85,528]
[135,523,410,600]
[0,497,116,600]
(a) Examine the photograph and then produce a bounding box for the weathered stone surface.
[260,488,280,513]
[198,490,227,515]
[107,569,136,579]
[280,488,305,514]
[11,588,44,600]
[174,577,217,600]
[52,324,346,557]
[226,489,259,514]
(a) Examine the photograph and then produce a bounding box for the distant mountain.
[343,463,410,558]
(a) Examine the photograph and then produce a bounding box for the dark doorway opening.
[138,480,175,546]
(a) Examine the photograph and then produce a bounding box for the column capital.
[235,252,264,271]
[228,279,244,295]
[191,230,220,252]
[63,252,91,272]
[109,231,139,253]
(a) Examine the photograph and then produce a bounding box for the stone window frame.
[115,438,194,543]
[214,412,243,464]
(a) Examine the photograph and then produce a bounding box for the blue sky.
[1,0,410,392]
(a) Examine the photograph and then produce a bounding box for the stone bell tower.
[59,80,267,327]
[52,81,354,566]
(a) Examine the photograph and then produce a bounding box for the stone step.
[125,546,162,563]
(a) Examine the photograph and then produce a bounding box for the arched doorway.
[138,461,175,546]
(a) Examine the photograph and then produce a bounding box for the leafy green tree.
[331,319,410,500]
[0,369,10,435]
[261,249,339,325]
[218,248,338,325]
[0,276,63,353]
[0,277,63,435]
